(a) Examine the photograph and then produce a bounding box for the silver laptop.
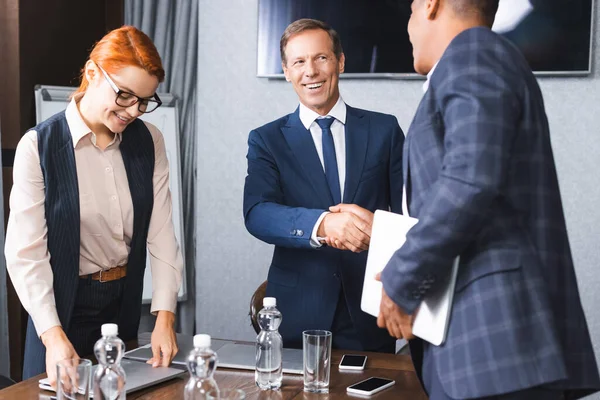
[124,335,304,375]
[123,334,230,366]
[217,343,304,375]
[39,358,185,397]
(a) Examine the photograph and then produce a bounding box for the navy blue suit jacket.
[382,27,600,398]
[244,105,404,350]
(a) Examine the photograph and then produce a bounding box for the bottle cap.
[263,297,276,307]
[101,323,118,336]
[193,334,211,348]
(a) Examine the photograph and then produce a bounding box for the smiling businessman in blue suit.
[243,19,404,352]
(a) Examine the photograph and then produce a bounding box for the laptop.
[125,335,304,375]
[217,342,304,375]
[39,358,185,397]
[362,210,459,346]
[123,334,230,366]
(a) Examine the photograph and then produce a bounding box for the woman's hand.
[40,326,79,389]
[148,311,178,367]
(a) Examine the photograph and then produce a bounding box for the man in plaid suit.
[378,0,600,399]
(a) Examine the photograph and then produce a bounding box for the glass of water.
[56,358,92,400]
[302,330,332,393]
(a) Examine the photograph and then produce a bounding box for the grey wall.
[196,1,600,394]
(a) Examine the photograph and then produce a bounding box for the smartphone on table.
[347,377,395,396]
[339,354,368,371]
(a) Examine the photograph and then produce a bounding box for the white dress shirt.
[422,62,439,93]
[5,94,183,337]
[298,96,347,247]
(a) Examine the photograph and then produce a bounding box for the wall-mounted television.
[257,0,594,78]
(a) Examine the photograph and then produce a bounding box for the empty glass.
[56,358,92,400]
[302,330,332,393]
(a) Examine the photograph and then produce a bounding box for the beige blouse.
[5,95,183,337]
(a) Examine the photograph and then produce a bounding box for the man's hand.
[317,204,372,252]
[329,203,374,232]
[40,326,79,389]
[148,311,179,367]
[375,273,415,340]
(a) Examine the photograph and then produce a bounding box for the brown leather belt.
[87,264,127,283]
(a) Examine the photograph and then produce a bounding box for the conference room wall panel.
[195,4,600,397]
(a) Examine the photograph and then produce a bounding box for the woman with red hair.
[5,25,183,385]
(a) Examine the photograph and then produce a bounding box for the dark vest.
[23,111,154,377]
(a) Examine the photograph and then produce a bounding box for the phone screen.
[340,355,367,367]
[348,377,394,392]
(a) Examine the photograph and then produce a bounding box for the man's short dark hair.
[280,19,343,65]
[449,0,500,26]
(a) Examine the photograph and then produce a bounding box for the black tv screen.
[257,0,594,78]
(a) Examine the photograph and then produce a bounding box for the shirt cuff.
[310,212,329,248]
[32,305,62,338]
[150,289,179,315]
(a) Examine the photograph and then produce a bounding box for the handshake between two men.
[316,203,415,341]
[317,203,374,253]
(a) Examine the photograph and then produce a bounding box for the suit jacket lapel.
[281,108,334,205]
[343,106,368,204]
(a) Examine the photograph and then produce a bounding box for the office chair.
[0,374,15,390]
[249,280,268,334]
[248,280,411,354]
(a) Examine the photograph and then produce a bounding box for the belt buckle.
[99,269,107,283]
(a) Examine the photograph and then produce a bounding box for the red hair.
[74,25,165,95]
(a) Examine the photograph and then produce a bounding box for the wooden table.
[0,339,426,399]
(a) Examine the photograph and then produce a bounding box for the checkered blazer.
[381,27,600,399]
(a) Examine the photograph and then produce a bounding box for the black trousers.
[67,276,125,357]
[22,276,125,378]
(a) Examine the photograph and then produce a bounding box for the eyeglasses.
[98,65,162,113]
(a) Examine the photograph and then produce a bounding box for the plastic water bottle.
[93,323,126,400]
[184,334,219,400]
[255,297,283,390]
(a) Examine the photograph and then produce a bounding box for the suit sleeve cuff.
[310,212,329,248]
[381,265,421,314]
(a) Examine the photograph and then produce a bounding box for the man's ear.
[338,53,345,74]
[282,62,291,82]
[425,0,440,20]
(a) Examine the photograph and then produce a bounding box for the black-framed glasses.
[98,65,162,113]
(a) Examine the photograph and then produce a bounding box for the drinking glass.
[56,358,92,400]
[302,330,332,393]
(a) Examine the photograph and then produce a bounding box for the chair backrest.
[0,374,15,390]
[249,280,268,334]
